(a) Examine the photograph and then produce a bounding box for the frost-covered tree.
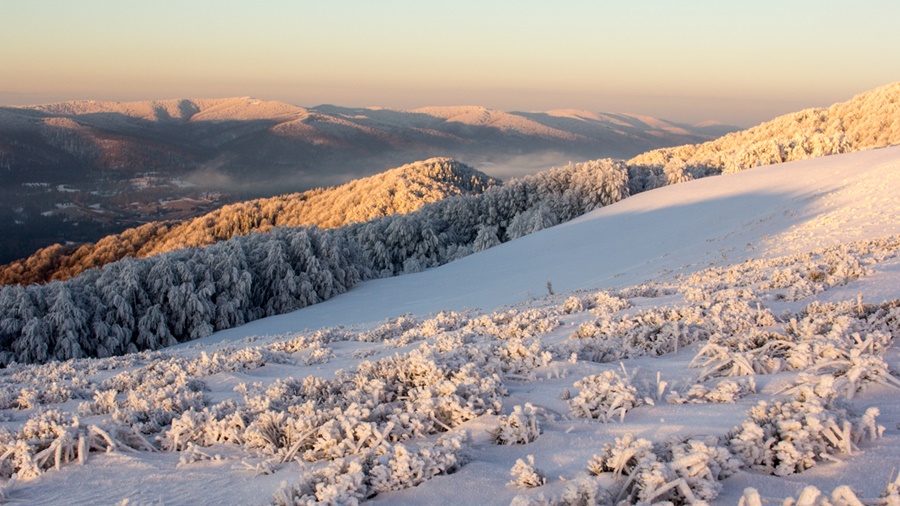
[45,285,89,360]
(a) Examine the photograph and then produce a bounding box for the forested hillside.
[0,159,497,286]
[627,82,900,190]
[0,159,628,364]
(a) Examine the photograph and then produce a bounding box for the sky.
[1,0,898,126]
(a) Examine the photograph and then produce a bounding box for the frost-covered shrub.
[387,311,469,347]
[492,404,541,445]
[161,344,503,469]
[691,296,900,388]
[568,370,642,422]
[358,314,418,343]
[176,442,225,467]
[268,327,351,354]
[467,309,560,340]
[560,296,584,314]
[782,299,900,397]
[616,283,676,299]
[558,290,627,315]
[273,458,368,506]
[587,434,739,504]
[273,433,467,505]
[728,382,884,476]
[667,378,756,404]
[509,455,546,489]
[589,291,630,315]
[684,286,759,304]
[0,386,19,411]
[495,338,552,376]
[691,329,791,381]
[0,409,155,479]
[509,477,610,506]
[566,304,714,362]
[183,347,294,377]
[163,402,245,452]
[0,372,91,411]
[690,297,900,394]
[368,433,467,493]
[299,342,334,365]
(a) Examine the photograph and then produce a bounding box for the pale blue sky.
[2,0,898,125]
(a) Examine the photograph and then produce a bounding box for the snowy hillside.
[628,82,900,183]
[2,146,900,504]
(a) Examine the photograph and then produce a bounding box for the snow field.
[1,230,899,504]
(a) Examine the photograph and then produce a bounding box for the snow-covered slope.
[204,145,900,343]
[4,146,900,504]
[629,81,900,176]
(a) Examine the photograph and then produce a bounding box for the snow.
[5,146,900,504]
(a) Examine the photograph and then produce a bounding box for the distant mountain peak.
[17,97,308,123]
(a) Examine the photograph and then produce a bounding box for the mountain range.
[0,98,731,264]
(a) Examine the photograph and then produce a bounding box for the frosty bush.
[273,458,368,506]
[158,343,503,470]
[509,455,546,489]
[691,329,792,381]
[368,433,467,494]
[568,370,642,422]
[691,296,900,388]
[495,338,553,377]
[273,432,468,505]
[587,433,740,504]
[268,327,353,354]
[0,409,155,479]
[565,304,719,363]
[492,404,541,445]
[358,314,418,343]
[728,382,884,476]
[468,309,560,340]
[589,291,630,315]
[299,342,334,365]
[616,283,676,299]
[509,477,610,506]
[560,296,584,315]
[667,377,756,404]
